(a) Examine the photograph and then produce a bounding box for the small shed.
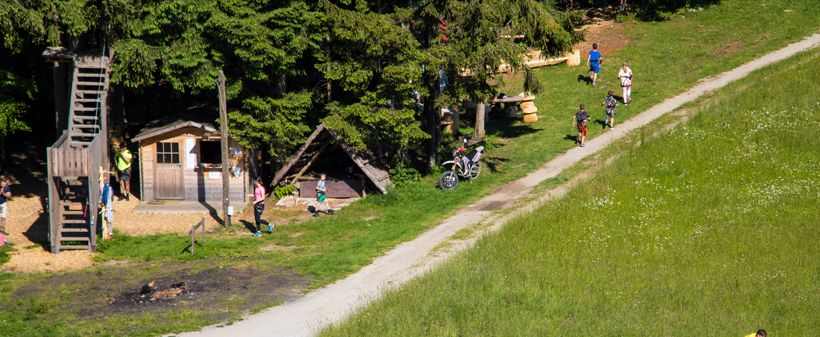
[132,114,251,202]
[272,123,393,196]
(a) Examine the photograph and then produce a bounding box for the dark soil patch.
[6,260,311,331]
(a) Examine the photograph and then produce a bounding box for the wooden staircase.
[55,180,94,250]
[46,53,110,253]
[68,56,109,148]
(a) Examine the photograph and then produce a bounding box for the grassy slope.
[320,44,820,336]
[2,0,820,336]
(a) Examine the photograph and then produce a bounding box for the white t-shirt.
[618,67,633,86]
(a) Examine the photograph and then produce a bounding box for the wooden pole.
[218,71,230,227]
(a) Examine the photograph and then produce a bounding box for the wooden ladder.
[68,56,109,148]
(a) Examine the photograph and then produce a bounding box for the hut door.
[155,142,184,199]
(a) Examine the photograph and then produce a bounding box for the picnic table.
[490,96,525,118]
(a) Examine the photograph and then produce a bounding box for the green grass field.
[320,47,820,336]
[93,0,820,290]
[2,0,819,335]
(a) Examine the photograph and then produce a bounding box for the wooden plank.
[271,124,326,186]
[299,179,363,198]
[292,141,329,184]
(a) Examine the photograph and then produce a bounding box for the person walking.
[602,90,619,130]
[618,61,633,105]
[247,177,268,237]
[573,104,590,147]
[0,177,10,235]
[115,143,133,201]
[313,173,334,217]
[586,43,603,86]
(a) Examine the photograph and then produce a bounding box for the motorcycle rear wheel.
[469,162,482,179]
[438,171,459,190]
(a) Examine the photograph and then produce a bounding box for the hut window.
[199,141,221,164]
[156,142,180,164]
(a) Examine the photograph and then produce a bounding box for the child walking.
[313,173,335,217]
[573,104,590,147]
[602,91,619,130]
[586,43,603,86]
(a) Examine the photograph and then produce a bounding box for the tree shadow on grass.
[486,117,541,140]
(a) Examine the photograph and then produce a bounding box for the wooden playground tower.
[43,48,111,253]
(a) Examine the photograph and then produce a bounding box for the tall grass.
[320,49,820,336]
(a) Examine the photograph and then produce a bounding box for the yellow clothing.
[116,149,132,171]
[744,334,758,337]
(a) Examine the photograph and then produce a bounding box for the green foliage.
[0,244,13,265]
[274,185,296,199]
[388,160,420,188]
[228,92,312,156]
[0,100,31,136]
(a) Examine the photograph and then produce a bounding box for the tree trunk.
[425,78,441,172]
[473,101,485,139]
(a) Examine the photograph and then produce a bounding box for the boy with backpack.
[602,91,619,130]
[573,104,590,147]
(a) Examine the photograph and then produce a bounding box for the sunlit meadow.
[320,50,820,336]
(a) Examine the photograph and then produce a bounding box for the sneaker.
[580,143,585,147]
[313,212,319,217]
[253,232,261,237]
[592,82,596,86]
[328,209,335,215]
[610,127,614,130]
[267,224,274,234]
[126,195,130,201]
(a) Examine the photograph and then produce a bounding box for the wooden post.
[473,101,486,139]
[191,217,205,254]
[217,71,230,227]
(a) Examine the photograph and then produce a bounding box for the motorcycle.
[438,138,484,190]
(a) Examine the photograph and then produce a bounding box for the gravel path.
[178,33,820,337]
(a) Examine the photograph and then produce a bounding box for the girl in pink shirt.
[247,177,269,236]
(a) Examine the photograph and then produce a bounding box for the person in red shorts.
[573,104,590,147]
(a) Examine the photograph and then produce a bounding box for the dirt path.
[176,34,820,337]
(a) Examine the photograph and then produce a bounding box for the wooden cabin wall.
[139,127,248,202]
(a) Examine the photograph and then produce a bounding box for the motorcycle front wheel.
[469,162,482,179]
[438,171,459,190]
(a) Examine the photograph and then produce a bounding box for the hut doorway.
[154,141,184,199]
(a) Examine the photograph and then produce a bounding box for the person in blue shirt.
[586,43,603,86]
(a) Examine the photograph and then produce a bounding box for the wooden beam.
[218,71,230,227]
[291,141,330,184]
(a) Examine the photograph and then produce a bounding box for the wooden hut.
[272,123,393,196]
[132,114,252,203]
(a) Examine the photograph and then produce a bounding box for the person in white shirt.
[618,61,633,105]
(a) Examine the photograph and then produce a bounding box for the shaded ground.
[6,260,311,334]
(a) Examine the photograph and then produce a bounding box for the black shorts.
[120,168,132,182]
